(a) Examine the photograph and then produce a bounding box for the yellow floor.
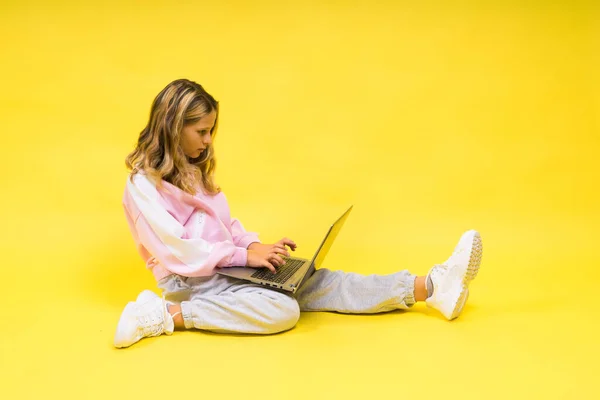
[1,1,599,399]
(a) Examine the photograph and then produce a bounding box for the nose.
[203,133,212,146]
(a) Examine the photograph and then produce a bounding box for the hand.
[147,257,159,268]
[247,237,297,273]
[246,250,277,273]
[248,237,297,255]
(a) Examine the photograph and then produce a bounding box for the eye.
[197,129,208,135]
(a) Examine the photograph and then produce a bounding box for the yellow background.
[1,0,598,399]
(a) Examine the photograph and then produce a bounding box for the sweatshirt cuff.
[237,235,261,250]
[228,247,248,267]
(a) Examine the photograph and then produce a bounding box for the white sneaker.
[426,230,483,320]
[137,289,159,303]
[114,291,175,348]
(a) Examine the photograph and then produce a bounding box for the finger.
[272,244,286,254]
[268,253,282,267]
[266,253,279,266]
[273,247,291,257]
[271,254,286,266]
[280,237,297,251]
[263,260,276,274]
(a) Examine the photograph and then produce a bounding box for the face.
[180,110,217,159]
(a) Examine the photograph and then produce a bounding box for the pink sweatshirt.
[122,173,261,281]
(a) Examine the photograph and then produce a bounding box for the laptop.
[216,206,353,294]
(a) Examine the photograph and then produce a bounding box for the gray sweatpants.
[157,268,417,334]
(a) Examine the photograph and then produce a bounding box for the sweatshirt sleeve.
[230,218,261,249]
[126,175,247,277]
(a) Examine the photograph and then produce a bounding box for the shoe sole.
[114,302,137,348]
[449,231,483,320]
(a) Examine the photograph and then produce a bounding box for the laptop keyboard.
[251,258,306,284]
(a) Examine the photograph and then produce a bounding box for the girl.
[114,78,483,348]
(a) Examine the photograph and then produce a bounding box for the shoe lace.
[430,264,448,280]
[134,297,168,337]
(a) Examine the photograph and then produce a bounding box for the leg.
[114,274,300,348]
[295,229,483,319]
[295,268,418,313]
[165,274,300,335]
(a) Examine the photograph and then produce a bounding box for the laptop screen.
[310,206,353,269]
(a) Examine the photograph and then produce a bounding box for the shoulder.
[126,172,160,200]
[207,189,229,205]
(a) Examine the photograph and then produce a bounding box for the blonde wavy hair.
[125,79,220,195]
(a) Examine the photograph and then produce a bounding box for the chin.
[188,152,205,162]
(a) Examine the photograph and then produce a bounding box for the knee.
[263,294,300,334]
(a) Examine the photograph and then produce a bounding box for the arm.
[126,176,247,276]
[230,217,261,249]
[134,214,247,276]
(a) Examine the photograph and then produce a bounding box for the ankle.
[414,276,428,302]
[168,304,185,330]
